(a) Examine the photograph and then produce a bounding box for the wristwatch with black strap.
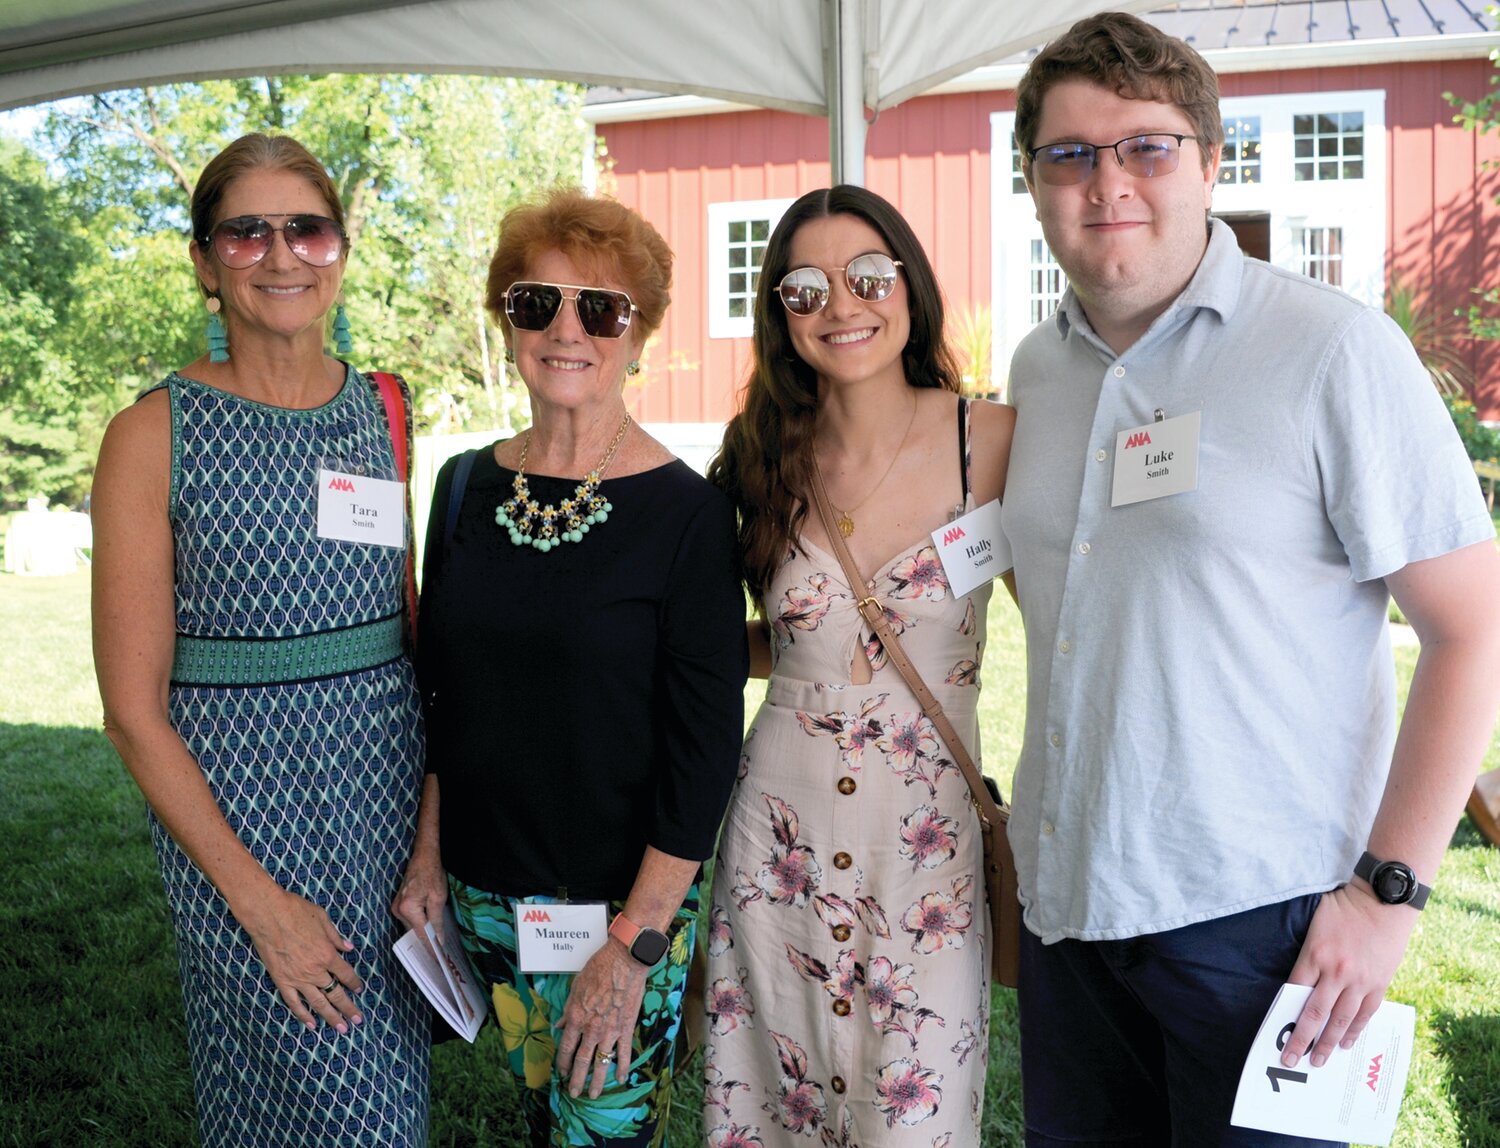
[1352,851,1431,910]
[608,912,670,967]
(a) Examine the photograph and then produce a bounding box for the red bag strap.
[367,371,418,647]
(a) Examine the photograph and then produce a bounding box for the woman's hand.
[237,886,365,1033]
[555,940,649,1098]
[391,834,447,937]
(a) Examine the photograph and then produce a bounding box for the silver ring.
[320,978,339,994]
[594,1049,615,1064]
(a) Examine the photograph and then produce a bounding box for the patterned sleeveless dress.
[704,400,994,1147]
[144,366,429,1147]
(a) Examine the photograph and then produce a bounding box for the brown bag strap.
[808,459,1009,832]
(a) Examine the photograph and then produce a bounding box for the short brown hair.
[1015,12,1222,168]
[485,187,672,342]
[190,133,345,246]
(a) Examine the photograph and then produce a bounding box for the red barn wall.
[602,56,1500,421]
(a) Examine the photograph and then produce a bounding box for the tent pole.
[827,0,867,187]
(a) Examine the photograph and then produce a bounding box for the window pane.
[751,241,768,267]
[1295,138,1314,158]
[1344,160,1363,180]
[1318,113,1339,134]
[750,220,769,241]
[1345,136,1363,157]
[1342,111,1363,132]
[729,272,746,294]
[728,221,745,243]
[1296,162,1313,181]
[1294,114,1313,134]
[1318,137,1339,157]
[729,297,746,318]
[728,246,746,268]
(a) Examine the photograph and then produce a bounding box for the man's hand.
[1280,883,1418,1068]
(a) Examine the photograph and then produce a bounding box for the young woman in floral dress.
[706,186,1016,1147]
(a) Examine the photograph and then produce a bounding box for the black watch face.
[1372,861,1417,904]
[631,928,670,966]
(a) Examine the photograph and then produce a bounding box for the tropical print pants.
[449,876,699,1147]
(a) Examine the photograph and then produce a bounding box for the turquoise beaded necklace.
[496,413,631,551]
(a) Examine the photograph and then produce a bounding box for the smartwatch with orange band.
[608,912,670,967]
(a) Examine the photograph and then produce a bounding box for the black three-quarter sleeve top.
[416,444,749,901]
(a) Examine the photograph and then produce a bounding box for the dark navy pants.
[1018,893,1347,1148]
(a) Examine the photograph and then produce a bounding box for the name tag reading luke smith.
[515,902,608,973]
[1110,410,1201,508]
[316,469,405,548]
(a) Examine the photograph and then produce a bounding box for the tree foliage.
[1445,16,1500,341]
[1,72,588,507]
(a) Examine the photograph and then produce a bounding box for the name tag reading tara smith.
[1110,410,1201,508]
[515,902,608,973]
[316,469,405,548]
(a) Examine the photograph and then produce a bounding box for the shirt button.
[1095,449,1107,461]
[1113,364,1126,377]
[831,924,852,942]
[1049,732,1062,748]
[837,777,857,795]
[832,999,851,1016]
[833,851,853,870]
[1077,541,1091,555]
[1058,639,1071,654]
[1042,821,1055,836]
[831,1075,847,1094]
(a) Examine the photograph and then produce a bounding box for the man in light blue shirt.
[1002,11,1500,1145]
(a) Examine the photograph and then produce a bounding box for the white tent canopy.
[0,0,1160,184]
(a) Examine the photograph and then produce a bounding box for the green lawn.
[2,572,1498,1146]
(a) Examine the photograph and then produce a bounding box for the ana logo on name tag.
[1111,411,1201,508]
[316,468,405,548]
[931,498,1011,599]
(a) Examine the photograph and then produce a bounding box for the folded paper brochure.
[393,902,488,1042]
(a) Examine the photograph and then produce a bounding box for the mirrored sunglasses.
[204,214,346,269]
[778,252,904,316]
[1027,133,1197,186]
[504,281,639,340]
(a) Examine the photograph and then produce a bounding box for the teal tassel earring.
[626,359,641,377]
[205,297,229,363]
[333,301,352,356]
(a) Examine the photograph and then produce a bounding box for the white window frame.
[708,198,793,339]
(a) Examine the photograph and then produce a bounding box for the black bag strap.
[445,448,479,549]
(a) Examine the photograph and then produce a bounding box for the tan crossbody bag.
[809,460,1021,988]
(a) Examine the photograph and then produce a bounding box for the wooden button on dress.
[831,924,851,942]
[832,999,851,1016]
[833,851,852,869]
[837,776,856,795]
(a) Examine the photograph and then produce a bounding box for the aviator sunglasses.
[504,281,639,340]
[778,252,904,317]
[201,214,347,270]
[1026,133,1198,186]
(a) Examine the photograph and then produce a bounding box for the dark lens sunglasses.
[778,252,904,316]
[203,214,346,269]
[504,281,639,340]
[1026,133,1197,186]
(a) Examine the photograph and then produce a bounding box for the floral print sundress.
[705,400,993,1148]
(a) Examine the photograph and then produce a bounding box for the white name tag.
[515,901,608,973]
[931,498,1011,599]
[1111,411,1201,507]
[316,469,405,548]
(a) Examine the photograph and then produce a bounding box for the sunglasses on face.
[777,252,904,317]
[202,214,347,269]
[503,281,639,340]
[1026,133,1198,186]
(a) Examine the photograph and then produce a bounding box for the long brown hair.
[707,185,960,604]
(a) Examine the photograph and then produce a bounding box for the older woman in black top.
[393,187,747,1147]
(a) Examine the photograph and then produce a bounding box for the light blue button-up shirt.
[1002,220,1493,943]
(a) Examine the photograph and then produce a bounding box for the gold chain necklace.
[496,413,632,551]
[825,391,918,538]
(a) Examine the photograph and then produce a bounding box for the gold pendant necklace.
[496,413,632,551]
[825,391,918,537]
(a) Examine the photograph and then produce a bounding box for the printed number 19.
[1267,1021,1309,1092]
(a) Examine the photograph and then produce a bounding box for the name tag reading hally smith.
[931,498,1012,599]
[316,469,405,548]
[1110,410,1201,508]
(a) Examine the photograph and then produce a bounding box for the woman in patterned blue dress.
[92,134,429,1147]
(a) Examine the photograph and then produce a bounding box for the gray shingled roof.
[1149,0,1495,47]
